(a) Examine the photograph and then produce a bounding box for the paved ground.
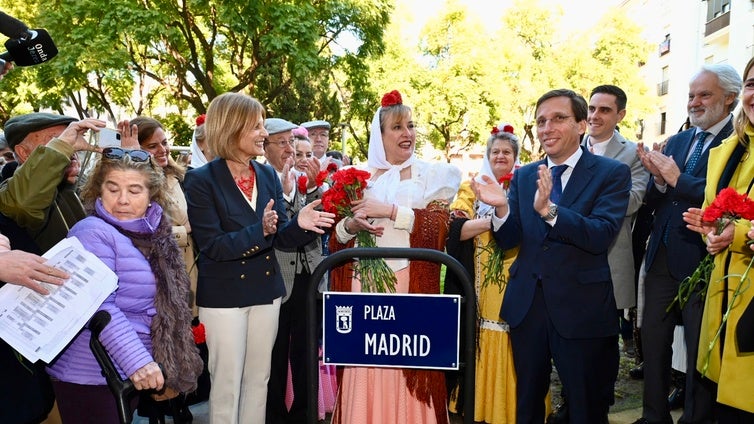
[132,402,680,423]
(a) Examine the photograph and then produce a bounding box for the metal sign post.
[306,247,476,424]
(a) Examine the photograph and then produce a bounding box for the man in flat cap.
[263,117,325,424]
[0,113,108,424]
[0,113,107,251]
[301,120,337,164]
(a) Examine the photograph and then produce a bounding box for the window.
[660,112,667,135]
[657,66,669,96]
[707,0,731,21]
[659,34,670,56]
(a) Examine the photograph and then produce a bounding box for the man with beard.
[633,64,741,424]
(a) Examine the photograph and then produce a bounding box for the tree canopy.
[0,0,652,159]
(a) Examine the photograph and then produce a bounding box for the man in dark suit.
[475,88,631,423]
[633,64,741,424]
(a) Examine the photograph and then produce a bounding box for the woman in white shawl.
[329,90,461,424]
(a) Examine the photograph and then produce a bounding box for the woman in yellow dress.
[446,124,520,423]
[683,55,754,422]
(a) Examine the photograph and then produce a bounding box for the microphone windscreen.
[3,28,57,66]
[0,11,28,40]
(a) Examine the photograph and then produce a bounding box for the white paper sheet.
[0,237,118,363]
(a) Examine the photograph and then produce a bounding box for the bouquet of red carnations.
[670,188,754,311]
[321,167,397,293]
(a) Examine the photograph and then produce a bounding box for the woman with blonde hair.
[184,92,334,423]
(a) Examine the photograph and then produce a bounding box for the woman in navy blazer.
[184,92,334,424]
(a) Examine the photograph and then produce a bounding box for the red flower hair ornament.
[381,90,403,107]
[491,124,515,135]
[195,114,206,126]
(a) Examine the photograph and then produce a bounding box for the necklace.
[235,163,256,200]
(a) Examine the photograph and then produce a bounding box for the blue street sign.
[322,292,461,370]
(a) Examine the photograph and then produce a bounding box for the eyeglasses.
[535,115,574,128]
[264,139,295,148]
[1,152,15,160]
[309,131,329,138]
[102,147,152,163]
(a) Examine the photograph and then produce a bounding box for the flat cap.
[4,112,77,149]
[301,120,330,130]
[264,118,298,135]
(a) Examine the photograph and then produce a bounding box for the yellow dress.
[447,181,519,423]
[696,133,754,413]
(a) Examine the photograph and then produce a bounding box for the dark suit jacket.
[495,147,631,339]
[184,158,318,308]
[643,119,733,281]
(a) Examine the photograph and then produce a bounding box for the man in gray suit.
[585,85,649,326]
[263,118,326,424]
[547,85,649,424]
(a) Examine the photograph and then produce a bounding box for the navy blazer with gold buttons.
[184,158,318,308]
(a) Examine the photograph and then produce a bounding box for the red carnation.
[297,175,308,194]
[491,126,500,135]
[192,322,206,344]
[702,188,754,223]
[315,170,329,188]
[195,114,206,126]
[327,162,339,173]
[498,172,514,189]
[503,124,514,134]
[381,90,403,108]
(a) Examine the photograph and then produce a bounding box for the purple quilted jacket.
[46,200,162,385]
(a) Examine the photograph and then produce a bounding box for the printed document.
[0,237,117,363]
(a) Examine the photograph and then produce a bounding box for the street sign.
[322,292,460,370]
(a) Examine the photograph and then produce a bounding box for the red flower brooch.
[498,172,514,189]
[195,114,206,126]
[192,322,206,345]
[297,175,308,194]
[381,90,403,107]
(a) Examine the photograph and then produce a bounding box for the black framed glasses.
[102,147,152,163]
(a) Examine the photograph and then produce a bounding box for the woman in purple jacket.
[46,147,203,424]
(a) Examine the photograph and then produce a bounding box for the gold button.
[240,274,246,279]
[265,271,270,276]
[241,261,246,265]
[266,255,270,260]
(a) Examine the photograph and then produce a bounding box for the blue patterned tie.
[663,131,710,244]
[684,131,709,173]
[550,165,568,204]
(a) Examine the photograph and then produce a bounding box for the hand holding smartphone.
[97,128,121,148]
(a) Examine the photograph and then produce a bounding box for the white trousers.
[199,298,281,424]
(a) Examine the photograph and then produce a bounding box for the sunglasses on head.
[102,147,152,163]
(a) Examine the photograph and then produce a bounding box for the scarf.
[190,129,209,168]
[367,107,416,203]
[94,200,203,393]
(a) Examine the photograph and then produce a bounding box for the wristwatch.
[541,203,558,221]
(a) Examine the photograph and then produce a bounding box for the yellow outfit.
[448,181,519,423]
[697,129,754,413]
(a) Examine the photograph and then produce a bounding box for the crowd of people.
[0,55,753,424]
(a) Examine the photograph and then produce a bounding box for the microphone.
[0,12,57,67]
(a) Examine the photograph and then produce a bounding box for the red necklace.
[235,164,256,200]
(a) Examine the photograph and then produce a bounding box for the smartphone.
[97,128,121,148]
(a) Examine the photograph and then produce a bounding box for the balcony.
[657,80,669,96]
[705,11,730,37]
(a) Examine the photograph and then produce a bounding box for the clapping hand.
[471,174,508,217]
[262,199,279,237]
[297,200,335,234]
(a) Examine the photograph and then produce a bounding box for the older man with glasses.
[263,117,326,424]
